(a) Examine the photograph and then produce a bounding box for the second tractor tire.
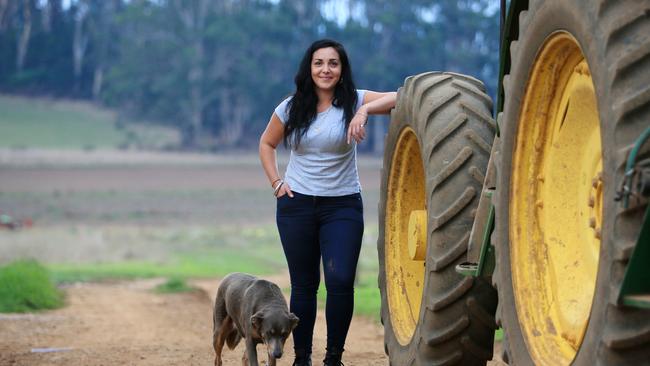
[378,72,498,365]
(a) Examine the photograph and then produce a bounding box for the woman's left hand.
[347,111,368,144]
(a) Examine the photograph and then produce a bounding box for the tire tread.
[379,72,497,366]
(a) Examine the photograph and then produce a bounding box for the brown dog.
[213,272,298,366]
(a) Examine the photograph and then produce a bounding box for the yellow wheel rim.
[510,32,602,364]
[385,127,426,345]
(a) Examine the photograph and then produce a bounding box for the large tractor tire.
[378,72,498,365]
[494,0,650,365]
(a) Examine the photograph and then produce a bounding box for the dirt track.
[0,276,506,366]
[0,275,388,366]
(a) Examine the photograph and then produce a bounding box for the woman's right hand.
[276,181,294,198]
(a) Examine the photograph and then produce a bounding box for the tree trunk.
[373,20,392,154]
[177,0,211,148]
[218,95,245,147]
[0,0,11,31]
[90,0,119,101]
[217,88,232,146]
[73,4,88,93]
[92,66,103,100]
[372,117,386,154]
[187,25,205,147]
[41,0,51,33]
[15,0,31,73]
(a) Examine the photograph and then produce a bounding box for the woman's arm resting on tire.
[259,113,293,197]
[360,91,397,115]
[347,91,397,144]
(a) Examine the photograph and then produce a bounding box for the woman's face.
[311,47,342,93]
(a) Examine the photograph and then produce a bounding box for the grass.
[354,284,381,321]
[36,224,288,283]
[49,247,285,283]
[154,277,194,293]
[0,260,64,313]
[0,95,124,149]
[310,272,379,321]
[0,94,179,149]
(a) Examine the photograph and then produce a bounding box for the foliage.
[0,260,64,313]
[0,0,499,151]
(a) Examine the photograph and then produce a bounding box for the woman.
[259,39,396,366]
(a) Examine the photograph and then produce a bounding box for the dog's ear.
[288,312,299,330]
[251,311,264,331]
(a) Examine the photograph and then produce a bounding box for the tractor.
[377,0,650,365]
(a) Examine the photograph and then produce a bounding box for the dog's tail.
[225,329,242,350]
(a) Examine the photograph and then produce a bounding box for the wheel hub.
[408,210,427,261]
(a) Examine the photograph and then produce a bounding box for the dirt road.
[0,275,388,366]
[0,275,506,366]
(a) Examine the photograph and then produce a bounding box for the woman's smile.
[311,47,341,91]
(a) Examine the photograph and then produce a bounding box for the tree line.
[0,0,499,151]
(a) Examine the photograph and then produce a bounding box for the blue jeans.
[276,191,364,353]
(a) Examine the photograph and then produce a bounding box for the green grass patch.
[0,95,124,149]
[154,277,193,293]
[0,260,64,313]
[314,278,381,322]
[354,284,381,321]
[0,224,288,284]
[49,247,284,284]
[0,95,178,149]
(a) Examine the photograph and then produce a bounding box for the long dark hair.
[284,39,358,148]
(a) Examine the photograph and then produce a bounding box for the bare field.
[0,150,381,226]
[0,150,381,276]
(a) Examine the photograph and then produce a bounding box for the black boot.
[293,349,312,366]
[323,347,344,366]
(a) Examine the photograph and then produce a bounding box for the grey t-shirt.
[274,89,366,196]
